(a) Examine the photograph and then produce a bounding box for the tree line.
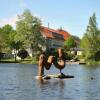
[0,10,46,61]
[0,10,100,62]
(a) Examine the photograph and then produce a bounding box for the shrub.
[95,51,100,61]
[17,49,29,60]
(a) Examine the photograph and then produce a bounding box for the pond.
[0,63,100,100]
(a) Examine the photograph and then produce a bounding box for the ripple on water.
[0,64,100,100]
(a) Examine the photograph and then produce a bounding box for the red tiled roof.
[41,26,70,40]
[41,26,54,38]
[57,29,70,40]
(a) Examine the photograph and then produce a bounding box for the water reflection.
[0,64,100,100]
[57,80,65,100]
[36,78,66,100]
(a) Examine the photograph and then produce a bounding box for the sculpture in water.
[38,48,66,77]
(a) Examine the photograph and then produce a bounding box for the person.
[38,48,66,77]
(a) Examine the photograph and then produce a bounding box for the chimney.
[48,23,50,28]
[60,26,62,30]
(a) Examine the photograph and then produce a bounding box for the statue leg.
[38,54,45,76]
[58,48,63,58]
[44,56,54,70]
[38,64,44,76]
[52,48,66,74]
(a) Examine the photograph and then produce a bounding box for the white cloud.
[0,15,18,28]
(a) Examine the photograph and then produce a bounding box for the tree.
[0,28,4,52]
[2,25,24,62]
[16,9,46,56]
[9,41,23,62]
[80,13,100,60]
[2,24,13,43]
[1,24,16,52]
[64,36,76,49]
[2,24,13,35]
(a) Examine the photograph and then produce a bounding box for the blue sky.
[0,0,100,38]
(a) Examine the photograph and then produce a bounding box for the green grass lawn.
[0,58,38,64]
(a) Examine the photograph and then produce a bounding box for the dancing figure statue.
[38,48,66,78]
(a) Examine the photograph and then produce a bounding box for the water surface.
[0,63,100,100]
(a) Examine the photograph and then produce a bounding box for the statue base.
[35,73,74,80]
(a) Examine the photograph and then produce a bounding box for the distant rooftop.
[41,26,70,40]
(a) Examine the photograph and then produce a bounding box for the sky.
[0,0,100,38]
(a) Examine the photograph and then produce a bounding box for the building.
[41,26,70,50]
[24,26,71,57]
[70,48,84,56]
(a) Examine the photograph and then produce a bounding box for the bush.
[17,49,29,60]
[95,51,100,61]
[65,52,74,60]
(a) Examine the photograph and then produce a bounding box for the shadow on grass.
[0,59,37,64]
[0,60,19,63]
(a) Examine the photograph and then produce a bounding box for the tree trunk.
[14,49,17,62]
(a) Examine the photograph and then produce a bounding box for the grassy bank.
[0,58,19,63]
[0,58,38,64]
[86,60,100,65]
[21,59,38,64]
